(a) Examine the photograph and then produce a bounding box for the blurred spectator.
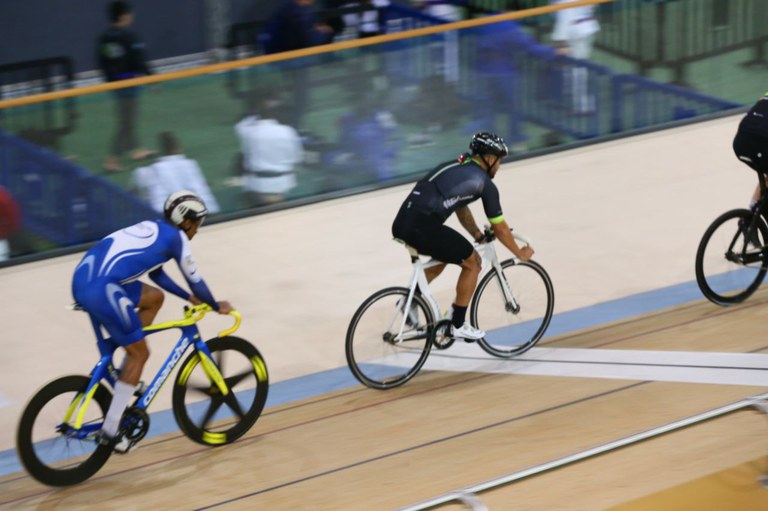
[410,0,463,22]
[0,186,21,263]
[394,74,466,147]
[464,21,528,152]
[235,94,304,206]
[262,0,334,130]
[131,132,220,214]
[263,0,334,54]
[340,0,390,39]
[550,0,600,114]
[328,91,398,184]
[97,1,156,173]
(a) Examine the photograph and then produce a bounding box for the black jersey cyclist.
[733,91,768,207]
[391,132,534,341]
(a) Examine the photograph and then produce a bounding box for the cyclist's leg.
[733,130,768,206]
[136,282,164,326]
[75,280,147,443]
[392,207,448,289]
[424,263,446,283]
[418,224,480,332]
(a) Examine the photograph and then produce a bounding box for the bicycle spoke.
[472,260,553,358]
[696,209,768,305]
[198,392,225,429]
[346,287,433,389]
[222,391,246,420]
[173,337,269,445]
[186,384,214,397]
[224,370,253,390]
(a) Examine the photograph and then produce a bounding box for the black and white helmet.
[469,132,508,157]
[163,190,208,225]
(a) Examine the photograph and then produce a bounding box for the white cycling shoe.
[96,431,134,454]
[451,323,485,341]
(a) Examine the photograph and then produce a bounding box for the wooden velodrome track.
[1,116,768,509]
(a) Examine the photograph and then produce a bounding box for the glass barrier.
[0,0,763,262]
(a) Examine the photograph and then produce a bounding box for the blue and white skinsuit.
[71,219,218,346]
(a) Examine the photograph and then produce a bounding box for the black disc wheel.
[173,336,269,446]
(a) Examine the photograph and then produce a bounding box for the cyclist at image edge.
[391,132,534,340]
[733,91,768,206]
[71,190,233,452]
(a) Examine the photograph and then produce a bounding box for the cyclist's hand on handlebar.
[476,225,495,244]
[216,300,234,314]
[517,246,535,261]
[188,295,203,305]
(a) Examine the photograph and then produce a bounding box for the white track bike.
[345,229,554,390]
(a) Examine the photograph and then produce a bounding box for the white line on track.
[417,346,768,387]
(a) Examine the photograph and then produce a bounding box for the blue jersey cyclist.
[71,190,233,452]
[391,132,534,341]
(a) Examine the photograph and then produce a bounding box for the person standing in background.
[235,95,304,206]
[340,0,390,39]
[263,0,334,130]
[132,132,221,215]
[550,0,600,114]
[98,1,156,173]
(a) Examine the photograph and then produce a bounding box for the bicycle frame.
[64,305,239,439]
[394,233,530,342]
[731,176,768,266]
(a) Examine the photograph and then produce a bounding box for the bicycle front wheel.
[345,287,435,390]
[695,208,768,305]
[173,336,269,446]
[16,375,113,486]
[470,259,554,358]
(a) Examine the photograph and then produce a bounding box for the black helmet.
[469,132,508,157]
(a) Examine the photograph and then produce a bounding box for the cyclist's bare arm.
[491,220,534,261]
[455,206,483,242]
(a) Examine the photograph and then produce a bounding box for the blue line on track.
[0,278,709,477]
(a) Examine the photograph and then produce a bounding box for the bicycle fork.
[490,258,520,314]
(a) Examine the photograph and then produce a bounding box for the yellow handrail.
[0,0,613,110]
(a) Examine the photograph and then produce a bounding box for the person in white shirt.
[132,132,220,214]
[340,0,390,39]
[234,97,303,206]
[551,0,600,114]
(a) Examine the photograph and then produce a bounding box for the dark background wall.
[0,0,286,74]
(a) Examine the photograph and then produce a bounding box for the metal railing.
[399,392,768,510]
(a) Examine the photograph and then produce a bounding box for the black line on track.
[5,300,768,505]
[192,382,649,510]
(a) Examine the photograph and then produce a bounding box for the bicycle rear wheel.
[173,336,269,446]
[470,259,554,358]
[695,208,768,305]
[345,286,434,390]
[16,375,113,486]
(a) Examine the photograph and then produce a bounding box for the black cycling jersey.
[738,94,768,136]
[97,27,151,82]
[403,154,504,224]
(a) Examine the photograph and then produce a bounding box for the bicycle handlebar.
[142,303,241,336]
[478,226,533,249]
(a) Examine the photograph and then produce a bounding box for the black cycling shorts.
[733,130,768,174]
[391,205,474,265]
